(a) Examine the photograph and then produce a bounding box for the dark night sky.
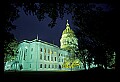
[11,4,109,47]
[11,9,76,47]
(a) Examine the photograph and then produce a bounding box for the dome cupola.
[62,20,74,35]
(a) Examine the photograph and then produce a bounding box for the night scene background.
[2,1,119,80]
[11,8,73,47]
[11,4,109,47]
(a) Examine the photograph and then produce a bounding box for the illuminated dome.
[60,20,78,52]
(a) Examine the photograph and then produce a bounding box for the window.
[59,58,60,62]
[26,49,27,52]
[55,64,57,68]
[20,51,21,55]
[45,64,46,68]
[59,54,60,56]
[40,64,42,68]
[48,64,50,68]
[54,52,56,55]
[48,49,50,54]
[19,51,21,60]
[48,56,49,61]
[52,64,54,68]
[62,59,63,62]
[55,57,56,61]
[44,48,46,53]
[50,50,52,55]
[31,54,32,59]
[23,51,26,60]
[30,64,31,68]
[40,48,42,52]
[52,51,53,54]
[44,55,46,60]
[40,54,42,59]
[51,56,53,61]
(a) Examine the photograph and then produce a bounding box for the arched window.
[40,64,42,68]
[59,54,60,56]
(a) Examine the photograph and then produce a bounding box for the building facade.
[4,20,84,71]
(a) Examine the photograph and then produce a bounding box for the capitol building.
[4,20,85,71]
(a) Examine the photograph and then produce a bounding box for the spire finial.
[66,19,69,27]
[37,34,38,40]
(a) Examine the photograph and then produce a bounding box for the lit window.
[54,52,56,55]
[50,50,52,55]
[52,51,53,54]
[44,48,46,53]
[48,49,50,54]
[25,46,28,49]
